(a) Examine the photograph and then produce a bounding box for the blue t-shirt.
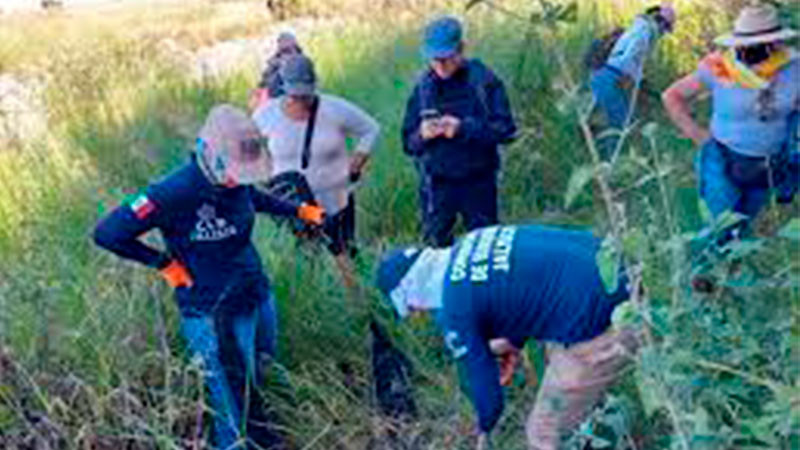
[93,157,297,316]
[697,54,800,157]
[606,15,659,82]
[438,225,629,432]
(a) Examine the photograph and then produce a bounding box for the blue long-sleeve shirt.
[606,15,659,82]
[437,225,629,432]
[401,59,516,179]
[93,156,298,316]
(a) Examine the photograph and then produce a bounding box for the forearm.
[459,116,514,148]
[662,74,709,145]
[402,127,427,156]
[663,91,708,143]
[252,190,300,217]
[93,209,168,268]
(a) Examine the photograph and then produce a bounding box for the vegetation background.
[0,0,797,448]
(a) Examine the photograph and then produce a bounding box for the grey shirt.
[252,94,380,214]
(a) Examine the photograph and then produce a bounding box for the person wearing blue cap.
[376,224,639,450]
[402,16,517,248]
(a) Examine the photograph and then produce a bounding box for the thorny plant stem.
[694,359,785,395]
[646,133,685,308]
[545,20,694,450]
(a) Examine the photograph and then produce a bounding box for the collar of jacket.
[425,59,472,85]
[190,153,232,194]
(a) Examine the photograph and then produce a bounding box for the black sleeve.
[457,72,518,147]
[250,188,299,217]
[446,326,505,433]
[401,84,426,157]
[93,194,170,269]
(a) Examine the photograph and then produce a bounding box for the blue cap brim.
[423,45,459,60]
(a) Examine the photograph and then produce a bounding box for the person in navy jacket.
[402,16,516,248]
[376,224,640,450]
[94,104,324,449]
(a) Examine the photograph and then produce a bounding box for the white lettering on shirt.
[450,231,479,283]
[492,226,517,273]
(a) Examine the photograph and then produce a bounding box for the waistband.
[600,64,627,79]
[712,138,785,163]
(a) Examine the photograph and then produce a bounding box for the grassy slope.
[0,0,798,449]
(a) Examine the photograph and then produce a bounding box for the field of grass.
[0,0,798,449]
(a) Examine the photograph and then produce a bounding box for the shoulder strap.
[467,60,491,117]
[301,95,320,170]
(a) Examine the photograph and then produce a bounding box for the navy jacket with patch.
[93,157,297,316]
[401,59,516,179]
[438,225,629,432]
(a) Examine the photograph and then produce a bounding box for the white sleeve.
[330,96,381,154]
[251,99,278,134]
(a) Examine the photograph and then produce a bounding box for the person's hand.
[440,115,461,139]
[297,202,325,226]
[349,153,369,181]
[617,74,635,91]
[420,118,444,140]
[489,337,520,386]
[160,260,194,288]
[688,128,711,147]
[498,350,520,386]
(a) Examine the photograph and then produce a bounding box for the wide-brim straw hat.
[715,4,798,47]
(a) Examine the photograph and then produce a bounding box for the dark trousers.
[322,194,356,257]
[420,171,499,247]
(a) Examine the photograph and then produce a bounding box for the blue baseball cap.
[375,246,422,317]
[422,16,463,59]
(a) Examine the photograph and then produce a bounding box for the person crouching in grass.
[376,224,639,450]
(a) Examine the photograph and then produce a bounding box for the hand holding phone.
[420,109,443,141]
[440,115,461,139]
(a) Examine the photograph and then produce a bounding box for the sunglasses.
[736,43,775,66]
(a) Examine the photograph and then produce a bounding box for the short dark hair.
[645,5,661,16]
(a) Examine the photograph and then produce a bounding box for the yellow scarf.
[702,49,793,89]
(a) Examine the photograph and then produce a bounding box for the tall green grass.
[0,0,797,448]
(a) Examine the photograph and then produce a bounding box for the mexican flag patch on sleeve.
[130,194,156,220]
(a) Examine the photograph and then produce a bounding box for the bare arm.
[662,73,710,146]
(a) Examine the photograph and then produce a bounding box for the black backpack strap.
[466,60,490,118]
[301,95,320,170]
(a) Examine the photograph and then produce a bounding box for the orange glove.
[297,202,325,226]
[160,260,194,288]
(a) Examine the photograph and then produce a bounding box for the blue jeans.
[180,283,278,450]
[697,139,771,220]
[590,66,630,159]
[696,139,800,236]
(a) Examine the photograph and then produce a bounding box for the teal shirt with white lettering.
[439,225,629,432]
